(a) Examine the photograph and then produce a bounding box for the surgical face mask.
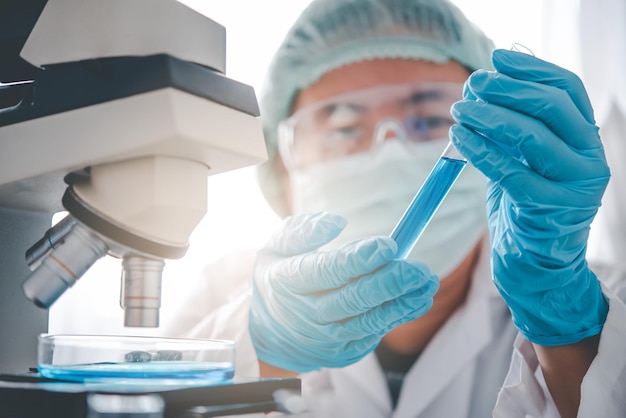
[289,138,487,278]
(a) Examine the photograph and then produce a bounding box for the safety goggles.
[278,81,463,170]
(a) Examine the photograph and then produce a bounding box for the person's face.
[281,58,471,210]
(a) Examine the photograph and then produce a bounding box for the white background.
[49,0,583,336]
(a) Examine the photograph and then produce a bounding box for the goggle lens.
[278,82,463,170]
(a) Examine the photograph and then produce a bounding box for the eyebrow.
[320,102,367,118]
[401,90,443,106]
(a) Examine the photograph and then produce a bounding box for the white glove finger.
[268,236,398,294]
[324,286,438,341]
[262,211,347,256]
[315,259,438,322]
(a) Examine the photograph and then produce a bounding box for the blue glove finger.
[491,49,595,124]
[263,211,347,256]
[266,236,397,294]
[450,123,609,212]
[464,70,601,150]
[451,122,604,261]
[314,259,439,322]
[462,79,478,101]
[451,100,610,185]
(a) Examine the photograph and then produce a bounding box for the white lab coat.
[166,239,626,417]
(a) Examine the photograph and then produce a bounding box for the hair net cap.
[257,0,496,217]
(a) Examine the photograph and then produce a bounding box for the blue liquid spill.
[390,157,467,259]
[39,361,234,383]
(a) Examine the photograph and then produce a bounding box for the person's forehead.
[292,58,471,112]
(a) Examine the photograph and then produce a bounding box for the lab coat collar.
[395,237,498,416]
[338,351,393,411]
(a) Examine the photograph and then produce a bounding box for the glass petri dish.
[37,334,236,383]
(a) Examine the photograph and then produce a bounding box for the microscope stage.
[0,373,301,418]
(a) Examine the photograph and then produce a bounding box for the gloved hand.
[249,211,439,373]
[450,49,610,346]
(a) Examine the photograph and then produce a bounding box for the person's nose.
[370,103,406,143]
[372,118,407,146]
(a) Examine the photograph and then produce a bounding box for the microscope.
[0,0,300,416]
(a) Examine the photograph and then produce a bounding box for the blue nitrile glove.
[249,211,439,373]
[450,49,610,346]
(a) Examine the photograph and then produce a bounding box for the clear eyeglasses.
[278,81,464,170]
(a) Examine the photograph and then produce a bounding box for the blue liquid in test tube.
[390,142,467,259]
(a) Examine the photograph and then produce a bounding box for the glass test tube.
[390,141,467,259]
